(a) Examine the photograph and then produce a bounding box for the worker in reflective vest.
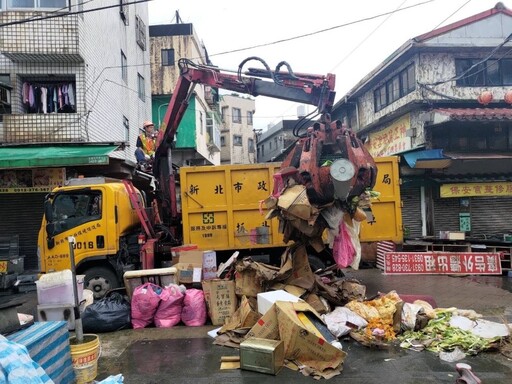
[135,121,156,164]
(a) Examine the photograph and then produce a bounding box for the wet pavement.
[5,267,512,383]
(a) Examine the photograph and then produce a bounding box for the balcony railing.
[0,11,81,62]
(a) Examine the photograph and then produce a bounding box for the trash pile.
[80,242,509,380]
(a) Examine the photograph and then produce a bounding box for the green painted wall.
[151,96,197,148]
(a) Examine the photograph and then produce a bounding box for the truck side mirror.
[44,200,54,222]
[47,234,55,249]
[46,222,56,238]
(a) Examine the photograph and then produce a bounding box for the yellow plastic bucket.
[69,334,100,384]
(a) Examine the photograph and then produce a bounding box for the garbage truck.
[38,57,389,298]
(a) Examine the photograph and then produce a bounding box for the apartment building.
[0,0,151,270]
[149,19,221,167]
[219,93,256,164]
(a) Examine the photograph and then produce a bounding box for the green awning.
[0,145,118,169]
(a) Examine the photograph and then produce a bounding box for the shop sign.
[0,168,65,193]
[384,252,502,275]
[440,182,512,198]
[367,114,411,157]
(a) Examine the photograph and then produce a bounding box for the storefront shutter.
[469,196,512,240]
[401,184,422,239]
[0,193,45,271]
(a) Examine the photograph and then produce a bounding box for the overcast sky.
[148,0,507,131]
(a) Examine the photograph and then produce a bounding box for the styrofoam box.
[37,303,76,330]
[36,270,85,305]
[257,290,301,315]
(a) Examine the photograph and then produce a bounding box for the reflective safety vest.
[139,134,155,156]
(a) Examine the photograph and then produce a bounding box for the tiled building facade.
[0,0,151,270]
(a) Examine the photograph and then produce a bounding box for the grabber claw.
[455,363,482,384]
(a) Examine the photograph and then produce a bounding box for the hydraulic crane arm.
[155,57,336,158]
[153,57,336,226]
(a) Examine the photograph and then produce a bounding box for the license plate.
[0,261,7,273]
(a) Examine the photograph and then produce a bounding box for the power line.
[329,0,410,74]
[427,0,472,32]
[208,0,436,59]
[0,0,152,28]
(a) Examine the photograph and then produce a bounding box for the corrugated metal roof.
[434,108,512,121]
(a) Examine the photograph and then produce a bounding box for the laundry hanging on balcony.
[21,82,75,114]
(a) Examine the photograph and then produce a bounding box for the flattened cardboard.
[283,245,315,290]
[247,301,346,378]
[234,259,282,297]
[219,295,260,333]
[277,185,313,220]
[202,279,237,326]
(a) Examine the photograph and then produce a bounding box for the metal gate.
[400,184,422,239]
[469,196,512,240]
[0,193,45,271]
[433,197,461,234]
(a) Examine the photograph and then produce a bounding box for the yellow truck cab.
[38,177,143,298]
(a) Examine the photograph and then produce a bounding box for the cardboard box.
[257,290,301,315]
[171,244,198,262]
[202,279,237,325]
[202,250,217,280]
[240,337,284,375]
[247,301,346,378]
[174,250,203,284]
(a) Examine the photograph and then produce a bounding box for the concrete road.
[92,268,512,384]
[4,267,512,383]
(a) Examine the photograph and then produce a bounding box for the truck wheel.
[308,255,326,273]
[84,266,120,300]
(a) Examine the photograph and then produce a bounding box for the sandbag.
[181,288,207,326]
[82,291,131,333]
[154,284,184,328]
[131,282,162,329]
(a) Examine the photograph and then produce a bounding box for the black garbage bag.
[82,291,132,333]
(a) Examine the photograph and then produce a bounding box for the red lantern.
[477,90,493,105]
[504,90,512,104]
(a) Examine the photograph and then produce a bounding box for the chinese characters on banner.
[384,252,502,275]
[0,168,65,193]
[440,182,512,198]
[367,114,412,157]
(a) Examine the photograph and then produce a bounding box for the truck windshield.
[50,191,102,235]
